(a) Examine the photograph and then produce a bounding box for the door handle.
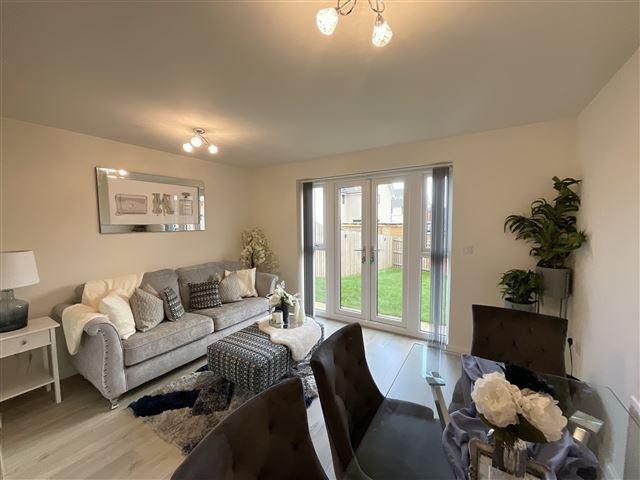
[370,248,381,264]
[354,247,367,264]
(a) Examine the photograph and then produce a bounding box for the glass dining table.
[345,343,639,480]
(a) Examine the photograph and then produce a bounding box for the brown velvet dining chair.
[171,377,328,480]
[471,304,568,376]
[311,323,452,480]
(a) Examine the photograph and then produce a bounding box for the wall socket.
[463,245,474,255]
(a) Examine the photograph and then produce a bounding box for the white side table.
[0,316,61,404]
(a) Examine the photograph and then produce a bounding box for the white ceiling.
[2,1,638,167]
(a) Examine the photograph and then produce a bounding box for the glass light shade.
[182,142,194,153]
[317,8,338,36]
[190,135,203,147]
[372,15,392,47]
[208,144,219,154]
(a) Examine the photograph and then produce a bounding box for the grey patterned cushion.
[162,287,185,321]
[130,287,164,332]
[189,280,222,310]
[218,273,243,304]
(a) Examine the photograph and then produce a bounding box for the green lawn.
[314,267,432,324]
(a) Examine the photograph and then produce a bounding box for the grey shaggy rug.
[128,364,318,454]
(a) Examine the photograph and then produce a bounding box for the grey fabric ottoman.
[207,321,325,393]
[207,324,294,393]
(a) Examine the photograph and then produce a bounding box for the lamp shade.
[1,250,40,290]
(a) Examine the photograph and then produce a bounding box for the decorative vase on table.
[490,435,528,478]
[280,302,290,328]
[472,363,569,480]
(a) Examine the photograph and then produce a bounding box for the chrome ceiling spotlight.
[182,128,219,155]
[316,0,392,47]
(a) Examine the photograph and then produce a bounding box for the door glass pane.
[421,175,433,332]
[376,181,404,320]
[312,186,326,311]
[339,185,362,312]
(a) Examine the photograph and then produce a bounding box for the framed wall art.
[96,167,205,233]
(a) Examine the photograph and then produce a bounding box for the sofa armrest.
[256,271,279,297]
[52,303,126,402]
[51,303,74,323]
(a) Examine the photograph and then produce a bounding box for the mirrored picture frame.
[468,439,552,480]
[96,167,205,234]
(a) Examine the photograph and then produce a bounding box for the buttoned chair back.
[471,304,567,376]
[310,323,384,479]
[171,377,327,480]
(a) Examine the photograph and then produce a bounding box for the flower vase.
[280,303,290,328]
[294,300,305,327]
[491,438,528,479]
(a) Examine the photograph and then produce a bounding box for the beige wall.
[572,50,639,405]
[248,118,578,352]
[1,118,252,376]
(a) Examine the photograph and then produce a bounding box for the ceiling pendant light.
[372,13,392,47]
[316,0,392,47]
[181,128,219,155]
[316,7,339,36]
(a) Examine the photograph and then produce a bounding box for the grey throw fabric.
[162,287,185,321]
[121,313,213,366]
[195,297,269,331]
[218,273,243,303]
[130,287,164,332]
[442,355,599,480]
[188,280,222,310]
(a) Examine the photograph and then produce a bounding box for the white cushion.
[98,291,136,339]
[82,272,143,310]
[225,268,257,298]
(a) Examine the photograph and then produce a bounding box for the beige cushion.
[225,268,257,298]
[98,291,136,339]
[219,273,243,303]
[130,287,164,332]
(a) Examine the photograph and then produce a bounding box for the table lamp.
[0,250,40,332]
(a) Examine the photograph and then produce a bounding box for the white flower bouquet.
[471,363,568,446]
[268,281,299,309]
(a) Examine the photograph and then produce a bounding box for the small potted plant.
[504,177,587,300]
[498,269,543,312]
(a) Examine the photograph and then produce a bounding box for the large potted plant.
[498,269,543,312]
[504,177,587,299]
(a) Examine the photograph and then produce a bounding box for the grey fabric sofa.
[51,260,277,408]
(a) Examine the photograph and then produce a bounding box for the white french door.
[311,167,451,342]
[334,180,371,321]
[332,176,409,328]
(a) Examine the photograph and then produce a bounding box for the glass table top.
[345,343,639,480]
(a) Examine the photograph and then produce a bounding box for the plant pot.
[504,299,536,312]
[535,267,571,299]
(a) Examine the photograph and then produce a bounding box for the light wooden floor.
[1,320,461,480]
